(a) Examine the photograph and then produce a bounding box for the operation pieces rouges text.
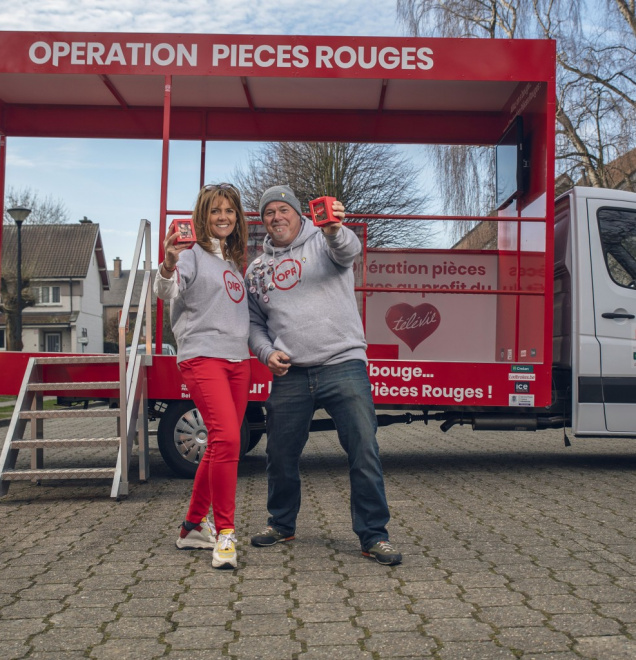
[28,40,435,72]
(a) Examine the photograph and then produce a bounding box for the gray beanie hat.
[259,185,303,221]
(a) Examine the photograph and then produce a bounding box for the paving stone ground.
[1,411,636,659]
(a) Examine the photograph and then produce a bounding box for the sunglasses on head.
[203,182,238,192]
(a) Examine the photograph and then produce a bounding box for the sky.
[1,0,440,270]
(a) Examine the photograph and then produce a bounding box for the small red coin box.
[169,218,197,246]
[309,196,337,226]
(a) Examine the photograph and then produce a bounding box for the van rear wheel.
[156,400,263,478]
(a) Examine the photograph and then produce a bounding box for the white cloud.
[6,151,36,168]
[1,0,401,36]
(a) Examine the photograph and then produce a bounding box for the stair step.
[11,438,120,449]
[19,408,120,420]
[2,468,116,481]
[34,356,119,365]
[27,382,120,391]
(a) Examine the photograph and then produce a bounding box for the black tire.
[239,414,251,459]
[157,400,263,478]
[245,403,265,452]
[157,400,206,478]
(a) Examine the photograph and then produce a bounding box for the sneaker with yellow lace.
[213,529,238,569]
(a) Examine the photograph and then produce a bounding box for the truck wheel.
[245,403,265,452]
[157,400,258,478]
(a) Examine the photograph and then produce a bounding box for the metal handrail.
[0,358,36,496]
[115,219,152,495]
[355,286,545,296]
[168,209,548,223]
[119,219,152,365]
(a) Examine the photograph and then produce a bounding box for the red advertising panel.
[0,33,555,82]
[366,360,551,408]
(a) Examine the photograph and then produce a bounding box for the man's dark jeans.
[264,359,390,551]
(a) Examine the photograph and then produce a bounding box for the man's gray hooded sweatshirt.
[246,217,367,367]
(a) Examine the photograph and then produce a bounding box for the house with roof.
[0,220,109,353]
[102,257,156,351]
[102,257,175,353]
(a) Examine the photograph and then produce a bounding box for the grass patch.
[0,398,63,420]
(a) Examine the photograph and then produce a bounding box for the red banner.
[0,32,555,82]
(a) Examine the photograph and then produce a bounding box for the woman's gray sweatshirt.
[246,218,367,368]
[154,243,250,364]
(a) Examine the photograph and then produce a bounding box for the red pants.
[178,357,250,532]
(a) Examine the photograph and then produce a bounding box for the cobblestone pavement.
[1,413,636,659]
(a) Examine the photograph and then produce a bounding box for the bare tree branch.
[233,142,436,248]
[3,186,70,225]
[614,0,636,36]
[397,0,636,222]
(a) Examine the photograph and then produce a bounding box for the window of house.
[0,328,5,350]
[37,286,61,305]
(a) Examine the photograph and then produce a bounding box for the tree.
[397,0,531,38]
[234,142,435,247]
[3,186,70,224]
[536,0,636,189]
[2,186,69,349]
[0,266,36,351]
[396,0,636,236]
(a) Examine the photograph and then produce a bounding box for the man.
[245,185,401,565]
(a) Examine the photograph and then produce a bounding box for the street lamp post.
[7,206,32,351]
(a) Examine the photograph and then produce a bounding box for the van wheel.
[245,403,265,452]
[157,401,258,478]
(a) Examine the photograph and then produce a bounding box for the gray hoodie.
[154,243,250,364]
[246,217,367,367]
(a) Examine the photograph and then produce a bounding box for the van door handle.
[602,312,635,319]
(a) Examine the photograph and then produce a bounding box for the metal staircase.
[0,220,153,499]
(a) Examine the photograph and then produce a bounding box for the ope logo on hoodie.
[274,259,302,290]
[223,271,245,303]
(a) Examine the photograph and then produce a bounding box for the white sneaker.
[200,516,217,538]
[213,529,238,569]
[175,517,216,550]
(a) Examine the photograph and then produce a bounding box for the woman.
[154,183,250,570]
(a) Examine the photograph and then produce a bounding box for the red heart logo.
[385,303,441,351]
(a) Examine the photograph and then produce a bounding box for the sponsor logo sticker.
[509,394,534,407]
[508,373,536,381]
